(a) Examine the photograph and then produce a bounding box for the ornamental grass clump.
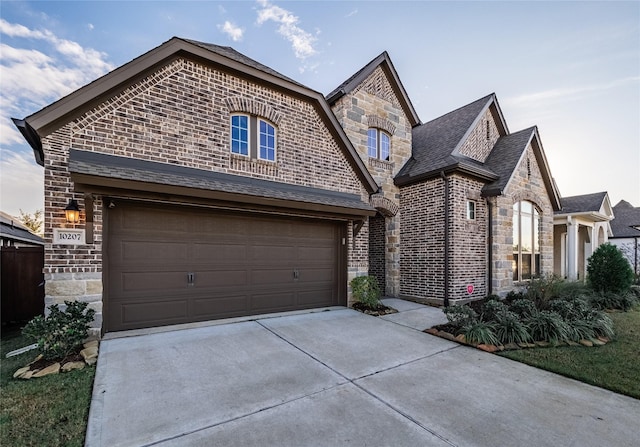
[461,321,499,346]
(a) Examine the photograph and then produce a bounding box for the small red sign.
[467,284,474,294]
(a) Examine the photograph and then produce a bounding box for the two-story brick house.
[15,37,561,336]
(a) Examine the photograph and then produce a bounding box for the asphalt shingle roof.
[557,192,608,214]
[68,149,374,213]
[482,127,537,196]
[183,38,305,87]
[611,200,640,238]
[396,94,494,181]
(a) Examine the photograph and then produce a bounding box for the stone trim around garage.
[44,271,103,339]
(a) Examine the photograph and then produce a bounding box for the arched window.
[513,201,540,281]
[230,114,277,161]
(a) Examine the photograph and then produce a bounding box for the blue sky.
[1,0,638,217]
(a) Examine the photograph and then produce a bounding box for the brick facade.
[41,57,370,334]
[458,109,500,162]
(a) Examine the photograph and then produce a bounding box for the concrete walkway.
[86,299,639,447]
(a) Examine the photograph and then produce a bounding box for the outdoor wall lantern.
[64,199,80,223]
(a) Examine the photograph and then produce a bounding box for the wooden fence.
[1,246,44,324]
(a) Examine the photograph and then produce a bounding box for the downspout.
[487,198,493,296]
[440,171,450,307]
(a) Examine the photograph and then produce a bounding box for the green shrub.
[587,243,634,294]
[494,310,531,345]
[480,299,509,322]
[549,296,591,321]
[509,299,537,318]
[443,304,478,329]
[524,275,563,310]
[462,321,499,346]
[350,276,381,308]
[526,310,570,343]
[22,301,95,360]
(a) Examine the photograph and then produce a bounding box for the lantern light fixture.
[64,199,80,223]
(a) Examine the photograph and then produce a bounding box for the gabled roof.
[13,37,378,193]
[553,191,613,226]
[611,200,640,238]
[558,192,610,214]
[482,127,537,195]
[395,94,507,185]
[326,51,421,127]
[0,211,44,245]
[395,94,561,211]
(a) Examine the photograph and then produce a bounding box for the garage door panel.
[298,289,335,306]
[250,245,296,262]
[121,241,188,262]
[297,267,335,283]
[191,270,248,288]
[193,295,249,318]
[250,268,296,285]
[192,243,247,263]
[250,292,296,311]
[120,271,189,293]
[121,300,188,325]
[107,202,344,332]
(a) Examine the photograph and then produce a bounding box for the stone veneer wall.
[330,65,413,297]
[491,143,554,295]
[41,57,370,335]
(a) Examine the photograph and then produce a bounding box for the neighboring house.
[14,37,561,336]
[0,210,44,247]
[553,192,614,281]
[609,200,640,276]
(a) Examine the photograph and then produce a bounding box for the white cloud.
[218,21,244,42]
[87,23,94,31]
[345,9,358,18]
[0,149,44,216]
[0,19,114,145]
[505,76,640,109]
[255,0,317,59]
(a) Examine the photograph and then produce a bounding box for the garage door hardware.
[187,272,195,286]
[293,269,299,280]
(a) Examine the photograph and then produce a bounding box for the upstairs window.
[259,119,276,161]
[230,114,276,161]
[367,128,391,161]
[231,115,249,156]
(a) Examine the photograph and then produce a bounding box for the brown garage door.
[106,201,345,332]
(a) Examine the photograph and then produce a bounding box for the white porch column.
[566,216,579,281]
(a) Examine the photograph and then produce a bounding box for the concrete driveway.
[85,299,639,447]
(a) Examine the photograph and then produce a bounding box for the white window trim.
[257,118,277,162]
[367,128,391,161]
[230,113,251,158]
[466,200,476,220]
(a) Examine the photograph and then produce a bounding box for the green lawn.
[0,328,96,447]
[500,306,640,399]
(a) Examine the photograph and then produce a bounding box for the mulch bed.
[351,302,398,316]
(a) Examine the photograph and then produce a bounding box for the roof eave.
[395,161,498,187]
[11,118,43,166]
